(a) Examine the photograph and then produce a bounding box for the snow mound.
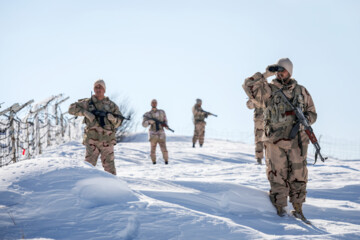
[121,132,193,143]
[73,177,138,208]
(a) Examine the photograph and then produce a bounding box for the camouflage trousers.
[192,121,206,145]
[265,139,308,207]
[255,127,264,159]
[149,132,168,163]
[85,139,116,175]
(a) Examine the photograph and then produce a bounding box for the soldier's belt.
[284,111,295,116]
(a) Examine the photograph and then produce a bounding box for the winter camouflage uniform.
[142,109,169,164]
[68,95,123,175]
[246,99,265,161]
[243,72,317,209]
[192,104,207,146]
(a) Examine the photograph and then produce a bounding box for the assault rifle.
[143,115,175,132]
[201,110,218,117]
[275,88,327,164]
[87,92,130,128]
[92,110,131,128]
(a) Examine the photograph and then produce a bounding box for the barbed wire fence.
[0,94,83,167]
[0,94,136,167]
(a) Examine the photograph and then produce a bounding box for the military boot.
[200,144,203,147]
[276,206,286,217]
[292,203,310,224]
[257,158,262,165]
[269,194,285,217]
[192,143,195,148]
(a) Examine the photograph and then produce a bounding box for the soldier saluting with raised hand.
[243,58,318,223]
[142,99,173,165]
[68,79,124,175]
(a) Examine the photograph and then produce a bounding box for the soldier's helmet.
[196,99,202,104]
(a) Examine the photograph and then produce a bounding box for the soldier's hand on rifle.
[83,111,95,122]
[147,120,155,125]
[107,113,117,124]
[304,112,312,123]
[263,65,277,78]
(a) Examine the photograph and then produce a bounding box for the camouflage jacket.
[142,109,168,133]
[68,96,123,144]
[243,72,317,144]
[192,104,207,123]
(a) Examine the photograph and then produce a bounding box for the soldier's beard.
[278,76,291,85]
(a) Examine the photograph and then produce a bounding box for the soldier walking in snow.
[246,99,265,165]
[142,99,170,165]
[68,79,123,175]
[242,58,317,221]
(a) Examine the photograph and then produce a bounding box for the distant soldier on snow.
[142,99,169,165]
[192,99,207,148]
[243,58,317,221]
[192,99,217,148]
[246,99,265,165]
[68,79,123,175]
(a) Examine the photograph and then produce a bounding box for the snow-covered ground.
[1,133,359,240]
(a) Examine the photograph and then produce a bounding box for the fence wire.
[0,96,82,167]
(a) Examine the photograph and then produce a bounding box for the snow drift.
[0,133,359,239]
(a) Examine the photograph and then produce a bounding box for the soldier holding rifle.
[243,58,324,223]
[69,79,126,175]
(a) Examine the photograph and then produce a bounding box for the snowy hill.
[1,133,359,240]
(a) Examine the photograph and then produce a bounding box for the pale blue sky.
[1,0,360,144]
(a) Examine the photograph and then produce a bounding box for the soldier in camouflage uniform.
[142,99,169,165]
[243,58,317,220]
[246,99,265,165]
[68,79,123,175]
[192,99,208,148]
